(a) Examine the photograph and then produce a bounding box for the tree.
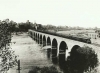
[66,45,98,73]
[9,20,17,32]
[0,20,18,73]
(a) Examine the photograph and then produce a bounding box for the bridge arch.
[70,45,81,55]
[36,33,37,42]
[52,38,58,64]
[47,37,51,45]
[47,37,51,59]
[59,41,68,69]
[30,31,32,38]
[37,34,39,44]
[69,45,85,71]
[43,35,46,47]
[40,35,42,45]
[59,41,68,59]
[34,33,35,40]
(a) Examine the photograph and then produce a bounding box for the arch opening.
[70,45,80,56]
[37,34,39,44]
[40,35,42,45]
[34,33,35,40]
[31,32,33,39]
[52,38,58,64]
[59,41,68,70]
[47,37,51,45]
[67,45,82,71]
[43,35,46,47]
[47,37,51,59]
[36,33,37,42]
[29,31,32,38]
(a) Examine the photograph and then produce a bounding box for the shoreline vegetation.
[28,65,62,73]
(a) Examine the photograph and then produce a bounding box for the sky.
[0,0,100,28]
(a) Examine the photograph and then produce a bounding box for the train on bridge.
[30,29,91,44]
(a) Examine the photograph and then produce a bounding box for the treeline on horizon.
[0,18,98,33]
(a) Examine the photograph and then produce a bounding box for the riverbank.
[7,33,53,73]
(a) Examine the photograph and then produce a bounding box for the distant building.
[85,32,99,39]
[77,30,99,39]
[57,29,99,39]
[95,30,100,38]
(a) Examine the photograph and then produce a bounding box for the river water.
[7,33,53,73]
[7,33,100,73]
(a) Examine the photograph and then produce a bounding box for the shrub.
[67,45,99,73]
[28,66,61,73]
[28,66,40,73]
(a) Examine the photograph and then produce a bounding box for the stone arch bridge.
[28,29,97,64]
